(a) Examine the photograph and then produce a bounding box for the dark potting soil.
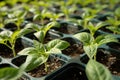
[27,58,62,77]
[81,49,120,76]
[62,43,84,58]
[107,42,120,51]
[62,37,84,57]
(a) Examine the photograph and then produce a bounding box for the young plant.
[87,22,107,36]
[5,10,27,30]
[0,29,32,57]
[25,21,58,43]
[18,39,70,72]
[74,32,117,80]
[79,11,95,29]
[105,17,120,34]
[74,32,118,59]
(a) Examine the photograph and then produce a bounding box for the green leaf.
[10,30,20,43]
[74,32,94,45]
[0,30,12,39]
[47,48,62,54]
[25,23,40,31]
[34,31,45,43]
[23,54,48,71]
[86,59,112,80]
[95,34,118,46]
[47,39,70,50]
[106,26,120,34]
[17,28,33,38]
[83,44,98,59]
[0,67,21,80]
[18,47,36,55]
[115,7,120,17]
[43,22,57,35]
[33,40,45,53]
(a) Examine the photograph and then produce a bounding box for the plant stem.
[44,62,48,72]
[94,54,96,61]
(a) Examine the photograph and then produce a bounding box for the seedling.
[0,29,32,57]
[74,32,117,80]
[18,39,70,71]
[74,32,118,59]
[105,17,120,34]
[5,10,27,30]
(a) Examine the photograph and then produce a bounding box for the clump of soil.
[27,58,63,77]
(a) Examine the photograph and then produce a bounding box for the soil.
[27,58,63,77]
[62,38,84,58]
[107,42,120,51]
[53,21,79,34]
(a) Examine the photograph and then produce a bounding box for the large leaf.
[86,59,112,80]
[0,67,21,80]
[74,32,94,45]
[83,44,98,59]
[95,34,118,46]
[47,39,70,50]
[23,54,47,71]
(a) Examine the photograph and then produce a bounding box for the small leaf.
[43,22,57,35]
[74,32,94,45]
[34,31,45,43]
[47,39,70,50]
[10,30,20,43]
[86,59,112,80]
[0,30,12,39]
[83,44,98,59]
[33,40,45,53]
[95,34,118,46]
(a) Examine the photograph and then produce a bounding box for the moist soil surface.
[27,58,63,77]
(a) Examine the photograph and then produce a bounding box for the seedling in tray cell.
[74,32,118,80]
[0,28,32,57]
[18,39,70,72]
